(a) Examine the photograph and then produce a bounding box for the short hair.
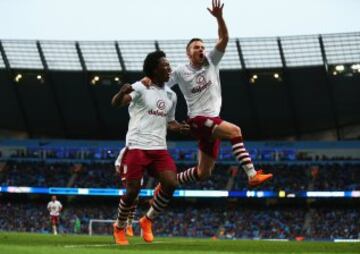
[186,38,203,51]
[143,50,166,78]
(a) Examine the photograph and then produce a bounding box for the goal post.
[88,219,114,235]
[88,219,139,235]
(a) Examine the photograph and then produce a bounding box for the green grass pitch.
[0,232,359,254]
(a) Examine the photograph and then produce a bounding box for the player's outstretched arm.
[111,83,134,107]
[207,0,229,52]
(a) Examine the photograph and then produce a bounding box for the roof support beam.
[319,35,341,140]
[37,41,68,137]
[76,42,107,139]
[236,39,263,139]
[0,40,32,137]
[277,37,301,139]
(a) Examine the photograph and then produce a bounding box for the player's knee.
[126,192,139,203]
[126,187,140,202]
[229,125,241,138]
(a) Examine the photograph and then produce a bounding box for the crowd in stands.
[73,163,121,188]
[152,206,306,239]
[3,146,359,162]
[233,163,310,191]
[309,208,360,239]
[1,161,359,191]
[312,163,360,191]
[0,162,70,187]
[0,201,359,240]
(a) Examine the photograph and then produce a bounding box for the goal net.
[88,219,138,235]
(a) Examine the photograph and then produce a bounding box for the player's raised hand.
[207,0,224,19]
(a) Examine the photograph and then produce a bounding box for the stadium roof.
[0,32,359,71]
[0,32,359,141]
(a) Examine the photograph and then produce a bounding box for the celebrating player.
[145,0,272,189]
[111,50,189,245]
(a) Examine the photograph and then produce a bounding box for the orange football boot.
[139,216,154,243]
[248,169,273,187]
[113,223,129,245]
[126,225,134,237]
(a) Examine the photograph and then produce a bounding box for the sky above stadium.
[1,0,359,41]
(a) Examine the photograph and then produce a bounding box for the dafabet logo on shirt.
[192,74,212,93]
[148,99,167,117]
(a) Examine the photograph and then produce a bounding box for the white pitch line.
[64,241,169,248]
[64,244,116,248]
[132,241,167,245]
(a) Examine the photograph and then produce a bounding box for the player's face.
[187,40,205,66]
[154,57,172,84]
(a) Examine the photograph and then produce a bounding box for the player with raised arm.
[47,195,63,235]
[149,0,272,190]
[111,50,189,245]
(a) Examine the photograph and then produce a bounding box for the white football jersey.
[125,81,177,150]
[167,48,224,118]
[47,200,62,216]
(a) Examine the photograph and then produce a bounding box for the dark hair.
[143,50,166,78]
[186,38,203,51]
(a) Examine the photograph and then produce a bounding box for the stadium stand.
[0,200,359,240]
[1,161,359,191]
